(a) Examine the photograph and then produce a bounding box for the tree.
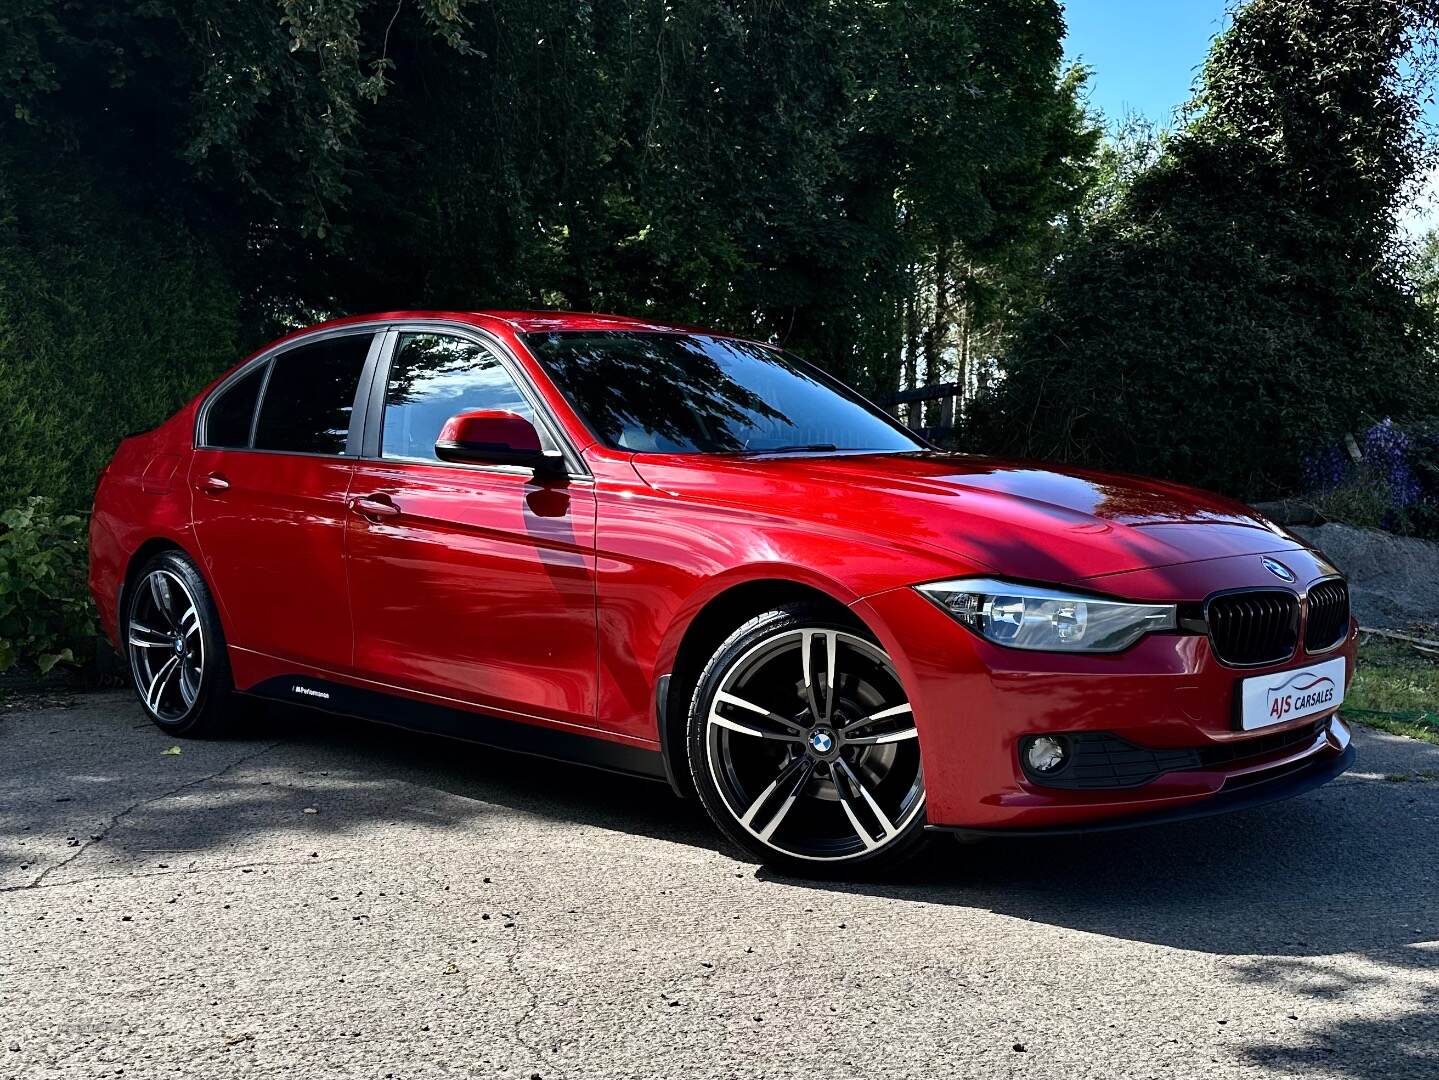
[0,1,485,508]
[992,0,1439,497]
[1,0,479,241]
[1408,224,1439,314]
[1,2,1099,511]
[305,1,1098,392]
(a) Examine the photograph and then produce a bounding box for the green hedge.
[0,497,91,674]
[0,143,242,513]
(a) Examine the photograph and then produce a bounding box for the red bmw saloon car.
[89,310,1356,874]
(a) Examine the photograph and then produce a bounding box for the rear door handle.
[196,473,230,494]
[350,494,400,520]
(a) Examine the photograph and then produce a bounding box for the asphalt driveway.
[2,692,1437,1079]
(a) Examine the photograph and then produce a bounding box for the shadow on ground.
[4,693,1436,1079]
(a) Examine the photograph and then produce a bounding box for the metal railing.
[878,382,962,442]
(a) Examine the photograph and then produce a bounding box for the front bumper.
[927,739,1355,836]
[853,576,1357,832]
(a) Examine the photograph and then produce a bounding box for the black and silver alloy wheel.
[123,550,237,736]
[128,569,204,721]
[688,606,928,873]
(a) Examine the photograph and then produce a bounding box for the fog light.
[1025,735,1068,773]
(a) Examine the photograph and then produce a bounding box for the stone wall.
[1292,523,1439,630]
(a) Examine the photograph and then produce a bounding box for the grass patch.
[1381,771,1439,782]
[1344,638,1439,745]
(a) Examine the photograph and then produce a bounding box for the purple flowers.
[1361,418,1422,509]
[1301,444,1350,493]
[1303,418,1436,533]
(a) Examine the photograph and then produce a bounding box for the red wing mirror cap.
[434,410,561,471]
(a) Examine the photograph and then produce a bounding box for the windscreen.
[523,331,922,455]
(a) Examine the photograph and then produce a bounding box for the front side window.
[523,331,922,454]
[253,334,372,455]
[381,333,544,463]
[204,364,265,448]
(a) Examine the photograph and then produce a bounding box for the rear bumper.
[927,739,1355,837]
[853,580,1359,832]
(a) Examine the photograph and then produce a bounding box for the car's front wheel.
[687,605,929,876]
[124,549,237,737]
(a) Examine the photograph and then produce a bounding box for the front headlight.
[915,577,1177,653]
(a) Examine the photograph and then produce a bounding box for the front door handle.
[196,473,230,494]
[350,494,400,520]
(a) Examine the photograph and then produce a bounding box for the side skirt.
[243,675,670,785]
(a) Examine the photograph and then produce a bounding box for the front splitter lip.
[926,742,1355,838]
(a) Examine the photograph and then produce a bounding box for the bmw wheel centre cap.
[808,728,835,755]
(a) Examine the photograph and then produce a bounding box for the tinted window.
[524,331,921,454]
[204,365,264,448]
[382,333,543,462]
[253,334,372,455]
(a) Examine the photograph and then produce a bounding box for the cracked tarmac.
[2,692,1438,1078]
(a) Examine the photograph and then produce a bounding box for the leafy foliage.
[1408,227,1439,314]
[0,497,93,674]
[992,0,1439,497]
[1303,417,1439,536]
[1,0,480,239]
[5,0,1439,518]
[2,0,1095,516]
[0,141,240,512]
[312,0,1096,390]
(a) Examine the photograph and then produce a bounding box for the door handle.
[350,494,400,520]
[196,473,230,494]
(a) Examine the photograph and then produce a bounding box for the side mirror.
[435,410,564,474]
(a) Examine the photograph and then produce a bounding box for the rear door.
[344,326,599,727]
[190,329,379,674]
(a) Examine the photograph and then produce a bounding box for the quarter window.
[381,333,546,463]
[204,365,265,448]
[253,334,372,455]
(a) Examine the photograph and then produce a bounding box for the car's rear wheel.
[687,604,929,876]
[124,550,237,736]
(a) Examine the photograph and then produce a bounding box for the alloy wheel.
[705,627,924,862]
[128,569,206,722]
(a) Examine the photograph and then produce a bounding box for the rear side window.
[204,365,265,448]
[253,334,372,455]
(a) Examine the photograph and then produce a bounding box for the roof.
[294,309,725,338]
[478,310,719,335]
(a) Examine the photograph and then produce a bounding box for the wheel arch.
[656,575,864,798]
[118,537,209,630]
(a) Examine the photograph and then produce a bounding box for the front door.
[345,329,599,727]
[190,330,376,674]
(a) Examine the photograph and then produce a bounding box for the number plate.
[1239,656,1347,731]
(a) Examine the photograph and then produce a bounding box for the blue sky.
[1062,1,1231,125]
[1061,0,1436,236]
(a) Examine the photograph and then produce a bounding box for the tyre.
[123,549,238,737]
[687,604,929,876]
